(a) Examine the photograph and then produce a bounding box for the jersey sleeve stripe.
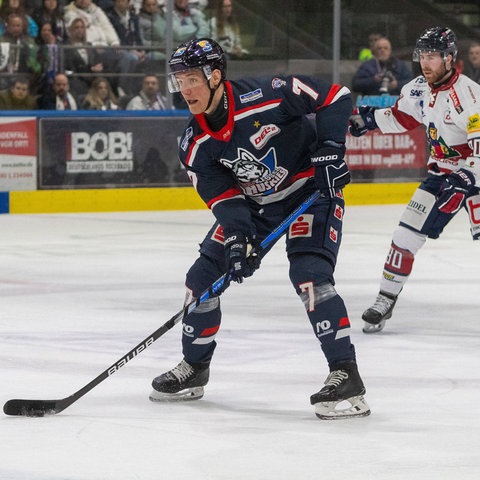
[207,188,245,209]
[235,99,282,121]
[318,85,349,108]
[375,107,420,133]
[185,133,210,167]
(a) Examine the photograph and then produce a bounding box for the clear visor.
[167,66,212,93]
[413,48,445,62]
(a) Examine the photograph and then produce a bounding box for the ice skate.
[310,362,370,419]
[362,291,397,334]
[149,359,209,402]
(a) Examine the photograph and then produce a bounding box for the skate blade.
[149,386,204,402]
[313,395,371,420]
[362,320,386,334]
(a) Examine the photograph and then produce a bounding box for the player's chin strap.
[204,79,223,113]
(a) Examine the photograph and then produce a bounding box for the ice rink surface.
[0,203,479,480]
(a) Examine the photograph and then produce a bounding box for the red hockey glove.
[311,141,351,198]
[436,168,476,214]
[349,106,378,137]
[224,233,261,284]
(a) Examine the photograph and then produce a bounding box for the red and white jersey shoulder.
[374,71,480,179]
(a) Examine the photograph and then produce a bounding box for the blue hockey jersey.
[177,74,352,234]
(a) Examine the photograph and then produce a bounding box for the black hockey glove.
[224,232,261,284]
[311,140,351,198]
[436,168,476,214]
[348,106,378,137]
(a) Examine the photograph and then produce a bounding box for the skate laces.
[371,293,395,315]
[171,361,194,381]
[325,370,349,387]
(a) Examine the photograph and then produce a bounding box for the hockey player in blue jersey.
[150,38,370,419]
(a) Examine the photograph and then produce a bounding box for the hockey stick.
[3,190,321,417]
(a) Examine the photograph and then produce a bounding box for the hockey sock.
[379,241,414,296]
[182,296,221,364]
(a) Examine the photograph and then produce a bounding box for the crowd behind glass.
[0,0,247,110]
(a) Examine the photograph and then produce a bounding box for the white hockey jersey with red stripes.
[374,70,480,177]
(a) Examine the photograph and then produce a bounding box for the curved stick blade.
[4,399,59,417]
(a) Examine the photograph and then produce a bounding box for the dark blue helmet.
[413,27,457,62]
[168,38,227,92]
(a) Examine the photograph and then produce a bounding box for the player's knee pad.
[288,253,335,305]
[392,225,426,255]
[186,254,224,297]
[288,253,334,287]
[185,254,222,313]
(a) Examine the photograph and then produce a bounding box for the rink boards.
[1,183,418,214]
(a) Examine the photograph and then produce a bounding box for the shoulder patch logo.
[272,78,286,89]
[181,127,193,151]
[239,88,263,103]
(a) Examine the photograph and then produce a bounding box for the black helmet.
[168,38,227,93]
[413,27,457,62]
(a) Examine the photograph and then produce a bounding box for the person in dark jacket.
[352,37,412,96]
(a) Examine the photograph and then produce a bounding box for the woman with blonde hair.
[209,0,248,59]
[81,76,119,110]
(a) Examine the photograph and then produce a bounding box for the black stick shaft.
[3,190,320,416]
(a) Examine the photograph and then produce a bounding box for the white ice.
[0,204,479,480]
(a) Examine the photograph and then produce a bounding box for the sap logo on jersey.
[250,124,280,149]
[289,214,313,238]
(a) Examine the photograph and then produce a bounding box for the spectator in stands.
[138,0,166,61]
[209,0,248,59]
[462,41,480,84]
[0,75,37,109]
[63,16,104,95]
[106,0,145,92]
[32,0,67,42]
[64,0,139,94]
[81,76,119,109]
[63,0,119,47]
[156,0,209,12]
[0,0,39,38]
[126,73,167,109]
[170,0,208,43]
[106,0,142,47]
[0,13,41,89]
[358,31,382,62]
[35,20,62,95]
[38,72,79,109]
[351,36,412,96]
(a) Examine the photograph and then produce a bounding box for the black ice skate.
[362,290,398,334]
[310,362,370,419]
[149,359,209,402]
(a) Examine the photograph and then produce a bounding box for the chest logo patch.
[220,147,287,196]
[249,124,280,149]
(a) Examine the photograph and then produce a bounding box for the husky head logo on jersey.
[220,147,288,196]
[220,148,270,181]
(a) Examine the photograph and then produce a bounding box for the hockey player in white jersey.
[349,27,480,333]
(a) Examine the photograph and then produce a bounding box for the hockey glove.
[436,168,476,214]
[311,140,351,198]
[224,232,261,284]
[349,106,378,137]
